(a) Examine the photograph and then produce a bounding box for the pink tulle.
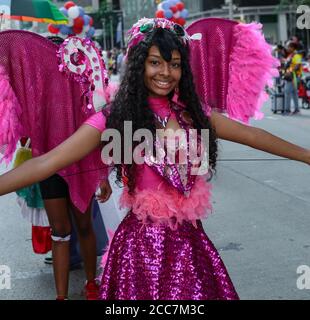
[0,66,23,164]
[120,177,212,230]
[227,23,279,123]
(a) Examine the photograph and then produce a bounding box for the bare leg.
[44,198,71,299]
[71,202,97,282]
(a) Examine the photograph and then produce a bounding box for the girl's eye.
[171,63,181,68]
[150,60,160,66]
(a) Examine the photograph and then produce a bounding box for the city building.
[191,1,304,46]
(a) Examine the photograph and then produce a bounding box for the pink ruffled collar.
[148,96,171,119]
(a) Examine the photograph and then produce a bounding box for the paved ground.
[0,99,310,300]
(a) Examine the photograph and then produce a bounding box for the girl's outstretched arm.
[210,111,310,165]
[0,124,102,196]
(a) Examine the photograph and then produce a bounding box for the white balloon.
[157,3,163,11]
[68,6,80,19]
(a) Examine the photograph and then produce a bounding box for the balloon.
[73,25,83,34]
[173,11,180,19]
[157,3,163,11]
[89,17,94,26]
[170,6,178,13]
[162,1,170,10]
[59,25,72,35]
[68,6,80,19]
[64,1,75,10]
[59,7,68,17]
[48,24,59,34]
[155,10,165,18]
[83,24,90,33]
[176,2,185,11]
[83,15,91,25]
[177,17,186,26]
[180,8,189,19]
[164,9,173,19]
[74,16,84,28]
[86,27,95,38]
[171,0,179,4]
[78,6,85,17]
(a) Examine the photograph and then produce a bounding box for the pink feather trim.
[0,67,23,164]
[119,177,212,230]
[227,22,279,123]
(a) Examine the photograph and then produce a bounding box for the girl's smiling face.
[144,45,182,98]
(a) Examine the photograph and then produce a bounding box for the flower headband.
[126,18,201,53]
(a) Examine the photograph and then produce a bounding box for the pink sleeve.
[84,112,106,132]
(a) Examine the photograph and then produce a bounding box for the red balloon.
[74,16,84,28]
[171,17,178,23]
[177,18,186,26]
[176,2,185,11]
[155,10,165,18]
[73,25,83,34]
[170,6,178,13]
[64,1,76,10]
[89,17,94,26]
[48,24,59,34]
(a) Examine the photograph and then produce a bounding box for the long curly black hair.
[105,27,218,193]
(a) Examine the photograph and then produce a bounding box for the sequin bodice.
[140,96,206,196]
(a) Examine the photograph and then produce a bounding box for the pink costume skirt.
[99,211,239,300]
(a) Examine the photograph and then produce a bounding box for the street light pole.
[110,14,114,49]
[225,0,234,20]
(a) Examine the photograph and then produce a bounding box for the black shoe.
[44,256,53,265]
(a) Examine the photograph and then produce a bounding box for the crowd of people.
[102,47,127,80]
[273,35,308,114]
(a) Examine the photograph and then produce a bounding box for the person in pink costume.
[0,31,113,300]
[1,18,310,299]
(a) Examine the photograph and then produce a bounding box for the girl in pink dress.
[0,18,310,299]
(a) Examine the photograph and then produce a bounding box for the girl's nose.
[160,62,170,76]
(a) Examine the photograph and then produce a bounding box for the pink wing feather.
[186,18,279,123]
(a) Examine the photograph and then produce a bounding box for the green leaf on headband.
[140,23,154,33]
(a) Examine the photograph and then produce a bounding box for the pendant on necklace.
[154,113,170,128]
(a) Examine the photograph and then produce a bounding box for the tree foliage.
[279,0,310,6]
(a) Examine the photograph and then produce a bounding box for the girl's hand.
[96,179,112,203]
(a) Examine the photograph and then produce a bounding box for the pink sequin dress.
[85,96,239,300]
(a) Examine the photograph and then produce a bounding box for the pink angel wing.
[186,18,279,123]
[0,30,109,212]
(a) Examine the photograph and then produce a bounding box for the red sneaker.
[84,280,99,300]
